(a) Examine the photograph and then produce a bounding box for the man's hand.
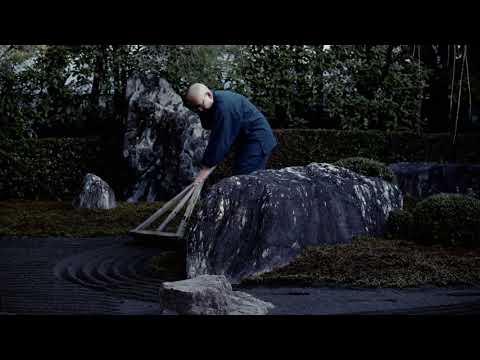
[194,166,213,184]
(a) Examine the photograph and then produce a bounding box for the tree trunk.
[111,45,130,132]
[420,45,451,132]
[90,45,106,110]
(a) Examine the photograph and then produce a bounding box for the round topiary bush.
[386,209,413,239]
[333,157,395,182]
[411,193,480,247]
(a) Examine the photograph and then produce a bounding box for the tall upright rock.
[123,74,209,202]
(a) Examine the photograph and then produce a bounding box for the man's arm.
[195,109,240,184]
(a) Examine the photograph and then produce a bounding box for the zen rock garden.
[65,76,480,315]
[4,45,480,316]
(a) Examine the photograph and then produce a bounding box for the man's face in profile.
[187,91,212,114]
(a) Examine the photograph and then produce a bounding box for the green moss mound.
[334,157,395,182]
[411,193,480,247]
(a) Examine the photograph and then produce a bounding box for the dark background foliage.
[1,44,479,201]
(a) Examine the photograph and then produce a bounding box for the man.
[185,83,277,184]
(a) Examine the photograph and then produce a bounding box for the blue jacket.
[199,90,277,168]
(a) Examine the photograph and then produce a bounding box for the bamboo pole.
[131,183,194,232]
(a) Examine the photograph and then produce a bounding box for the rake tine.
[132,183,194,232]
[156,185,196,232]
[177,182,204,238]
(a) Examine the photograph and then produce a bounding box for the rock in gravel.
[158,275,274,315]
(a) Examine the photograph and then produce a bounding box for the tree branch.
[380,45,395,83]
[0,45,15,61]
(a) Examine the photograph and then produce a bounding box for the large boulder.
[158,275,274,315]
[186,163,403,283]
[72,173,116,209]
[389,162,480,199]
[123,74,209,202]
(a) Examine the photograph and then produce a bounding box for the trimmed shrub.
[334,157,395,182]
[410,193,480,247]
[402,193,420,212]
[385,209,413,239]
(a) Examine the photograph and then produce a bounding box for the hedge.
[2,130,480,200]
[333,157,395,182]
[0,137,130,201]
[209,130,480,184]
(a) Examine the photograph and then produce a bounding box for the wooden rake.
[129,167,215,240]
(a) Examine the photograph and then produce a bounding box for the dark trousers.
[232,142,271,175]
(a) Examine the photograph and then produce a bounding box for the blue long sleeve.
[201,111,241,167]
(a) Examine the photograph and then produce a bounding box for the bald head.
[186,83,209,101]
[185,83,214,113]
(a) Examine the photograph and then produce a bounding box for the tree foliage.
[0,44,477,140]
[228,45,327,129]
[322,45,430,132]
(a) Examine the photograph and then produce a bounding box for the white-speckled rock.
[186,163,403,283]
[123,74,209,202]
[72,173,117,209]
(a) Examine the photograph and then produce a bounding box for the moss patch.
[0,200,183,237]
[241,237,480,288]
